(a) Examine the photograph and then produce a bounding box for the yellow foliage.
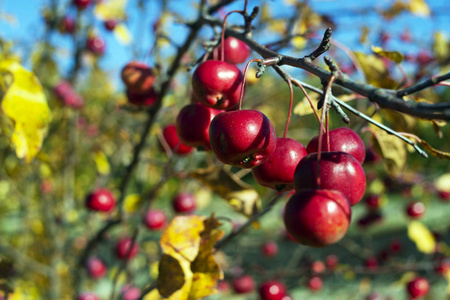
[435,174,450,192]
[93,150,110,175]
[123,194,143,213]
[94,0,128,21]
[0,59,51,162]
[370,126,407,176]
[407,221,436,254]
[371,46,404,64]
[408,0,430,17]
[114,23,132,45]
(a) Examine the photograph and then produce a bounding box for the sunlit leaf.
[93,150,110,175]
[0,59,51,162]
[157,254,186,298]
[407,221,435,254]
[433,32,449,63]
[94,0,127,21]
[370,127,407,176]
[371,46,403,64]
[419,140,450,159]
[380,1,408,20]
[354,52,397,88]
[123,194,142,213]
[113,23,132,45]
[408,0,430,17]
[434,174,450,192]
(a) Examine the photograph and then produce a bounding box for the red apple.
[191,60,243,110]
[325,254,338,270]
[252,137,307,191]
[406,277,429,299]
[73,0,91,9]
[86,36,105,55]
[311,261,325,274]
[104,19,118,31]
[258,280,287,300]
[121,61,155,95]
[306,127,366,164]
[406,201,425,219]
[126,88,158,107]
[283,189,351,247]
[233,275,254,294]
[261,241,278,257]
[217,36,250,65]
[121,285,141,300]
[59,16,76,34]
[162,125,193,155]
[172,193,196,213]
[86,256,107,279]
[307,275,323,291]
[144,209,167,230]
[116,237,139,260]
[85,188,116,212]
[209,110,277,168]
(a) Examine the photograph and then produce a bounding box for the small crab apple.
[261,241,278,257]
[406,277,429,299]
[144,209,167,230]
[258,280,287,300]
[191,60,243,110]
[59,16,76,34]
[121,285,141,300]
[283,189,351,247]
[85,188,116,212]
[233,275,254,294]
[307,275,323,291]
[365,194,382,210]
[86,256,107,279]
[306,127,366,164]
[209,110,277,168]
[78,293,99,300]
[311,260,326,274]
[126,88,158,107]
[218,36,250,65]
[176,103,222,150]
[162,125,193,155]
[116,237,139,260]
[252,137,307,191]
[294,152,366,206]
[73,0,91,9]
[406,201,426,219]
[121,61,155,95]
[86,35,105,56]
[172,193,196,213]
[325,254,338,270]
[104,19,118,31]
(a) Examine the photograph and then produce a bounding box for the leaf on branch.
[407,221,435,254]
[370,127,407,176]
[418,140,450,159]
[0,59,51,163]
[433,32,449,64]
[157,215,224,300]
[190,166,261,218]
[113,23,132,45]
[371,46,404,64]
[94,0,128,21]
[408,0,431,17]
[354,52,397,89]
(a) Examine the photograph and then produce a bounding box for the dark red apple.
[104,19,118,31]
[85,188,116,212]
[121,61,155,94]
[293,152,366,206]
[116,237,139,260]
[406,277,429,299]
[59,16,76,34]
[307,275,323,291]
[191,60,243,110]
[73,0,91,9]
[78,293,99,300]
[144,209,167,230]
[365,194,382,210]
[233,275,254,294]
[86,36,105,56]
[86,256,107,279]
[435,260,450,276]
[306,127,366,164]
[364,257,379,269]
[209,110,277,168]
[283,189,351,247]
[252,137,307,191]
[172,193,196,213]
[325,254,338,270]
[406,201,425,219]
[176,103,222,150]
[218,36,250,65]
[162,125,193,155]
[258,280,287,300]
[126,88,158,107]
[261,241,278,257]
[438,190,450,201]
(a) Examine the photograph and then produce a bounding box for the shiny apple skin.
[283,189,351,247]
[293,152,366,206]
[191,60,243,110]
[209,110,277,168]
[307,127,366,164]
[252,137,307,191]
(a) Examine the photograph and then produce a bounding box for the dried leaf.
[372,46,404,64]
[354,52,397,89]
[407,221,435,254]
[419,140,450,159]
[0,59,51,162]
[370,127,407,176]
[190,166,261,218]
[360,26,369,44]
[380,1,408,20]
[157,254,186,298]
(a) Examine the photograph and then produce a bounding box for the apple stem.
[220,10,244,62]
[238,59,262,110]
[283,78,294,138]
[326,115,330,152]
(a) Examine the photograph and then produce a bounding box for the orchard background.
[0,0,450,299]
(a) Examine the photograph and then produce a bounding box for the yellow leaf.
[113,23,132,45]
[433,32,449,63]
[407,221,436,254]
[94,0,128,21]
[94,150,110,175]
[435,174,450,192]
[354,52,397,88]
[0,59,51,162]
[267,20,286,34]
[370,127,407,176]
[123,194,142,213]
[360,26,369,44]
[371,46,404,64]
[408,0,430,17]
[419,140,450,159]
[142,289,162,300]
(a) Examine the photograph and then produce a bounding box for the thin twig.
[396,72,450,97]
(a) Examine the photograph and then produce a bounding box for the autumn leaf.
[157,215,224,300]
[371,46,404,64]
[354,52,397,88]
[93,150,110,175]
[370,127,407,176]
[435,174,450,192]
[113,23,132,45]
[94,0,128,21]
[0,59,51,162]
[407,221,436,254]
[408,0,430,17]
